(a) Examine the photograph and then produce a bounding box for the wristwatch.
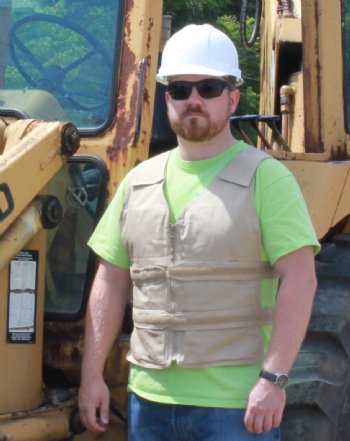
[259,370,289,389]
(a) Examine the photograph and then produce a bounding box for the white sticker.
[7,251,38,343]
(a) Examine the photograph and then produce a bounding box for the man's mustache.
[180,105,209,118]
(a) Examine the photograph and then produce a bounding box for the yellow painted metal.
[0,120,76,235]
[332,168,350,229]
[283,161,350,239]
[3,0,350,438]
[282,73,304,153]
[0,410,125,441]
[0,119,6,153]
[78,0,163,204]
[0,411,126,441]
[259,0,350,239]
[260,0,349,155]
[0,231,46,413]
[0,197,46,272]
[0,0,163,438]
[301,0,346,157]
[0,408,71,441]
[275,17,301,43]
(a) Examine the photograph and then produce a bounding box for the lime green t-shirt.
[88,142,320,409]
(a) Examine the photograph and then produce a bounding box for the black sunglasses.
[167,79,232,100]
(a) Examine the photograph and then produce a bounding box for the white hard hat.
[157,24,243,86]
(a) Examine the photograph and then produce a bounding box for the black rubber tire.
[281,234,350,441]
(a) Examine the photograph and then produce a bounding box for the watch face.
[276,374,288,389]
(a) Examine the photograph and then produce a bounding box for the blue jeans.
[128,393,281,441]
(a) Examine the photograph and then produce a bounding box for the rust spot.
[20,120,41,140]
[143,86,150,106]
[43,321,85,373]
[107,0,138,162]
[298,1,323,153]
[147,17,154,50]
[330,143,350,160]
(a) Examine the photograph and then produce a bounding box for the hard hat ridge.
[157,23,243,86]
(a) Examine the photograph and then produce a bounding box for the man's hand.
[244,378,286,433]
[243,246,316,433]
[78,375,110,433]
[78,261,130,432]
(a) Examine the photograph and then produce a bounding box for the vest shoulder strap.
[220,145,272,186]
[131,150,171,186]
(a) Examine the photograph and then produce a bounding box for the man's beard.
[169,104,230,142]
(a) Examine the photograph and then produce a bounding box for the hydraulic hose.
[240,0,262,49]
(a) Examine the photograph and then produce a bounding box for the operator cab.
[0,1,126,321]
[0,1,122,132]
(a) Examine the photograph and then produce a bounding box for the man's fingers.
[83,405,108,432]
[244,380,286,434]
[78,379,110,433]
[272,407,283,428]
[252,415,264,434]
[262,414,273,433]
[245,411,275,434]
[80,403,96,431]
[244,407,260,433]
[99,398,110,427]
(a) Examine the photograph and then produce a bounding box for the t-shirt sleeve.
[87,173,132,269]
[255,158,321,265]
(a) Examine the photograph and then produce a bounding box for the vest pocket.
[179,327,264,368]
[127,325,264,369]
[127,326,171,368]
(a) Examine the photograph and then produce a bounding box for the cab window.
[0,0,123,132]
[45,156,108,321]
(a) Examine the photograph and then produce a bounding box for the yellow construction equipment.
[0,1,349,440]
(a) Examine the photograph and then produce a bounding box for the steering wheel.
[9,14,113,111]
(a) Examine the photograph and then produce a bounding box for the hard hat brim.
[156,65,243,87]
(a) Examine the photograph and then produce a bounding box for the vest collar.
[132,151,170,186]
[131,146,270,187]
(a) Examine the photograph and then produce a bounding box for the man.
[78,24,319,440]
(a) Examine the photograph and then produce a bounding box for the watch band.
[259,369,289,389]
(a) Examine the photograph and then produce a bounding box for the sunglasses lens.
[167,82,192,100]
[167,79,230,100]
[197,80,226,98]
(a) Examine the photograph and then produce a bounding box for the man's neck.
[177,133,238,161]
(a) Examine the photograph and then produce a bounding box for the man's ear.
[230,89,240,114]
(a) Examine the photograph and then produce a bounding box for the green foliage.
[164,0,234,31]
[164,0,257,30]
[216,15,260,116]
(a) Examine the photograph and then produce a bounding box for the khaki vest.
[120,146,277,368]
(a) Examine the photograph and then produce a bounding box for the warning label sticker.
[7,250,38,343]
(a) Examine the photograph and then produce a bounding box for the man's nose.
[186,86,202,102]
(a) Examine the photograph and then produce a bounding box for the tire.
[281,234,350,441]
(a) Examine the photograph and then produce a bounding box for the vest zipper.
[169,224,178,361]
[170,225,176,258]
[169,224,176,311]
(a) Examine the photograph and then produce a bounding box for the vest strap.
[219,146,271,186]
[131,261,276,282]
[133,306,274,331]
